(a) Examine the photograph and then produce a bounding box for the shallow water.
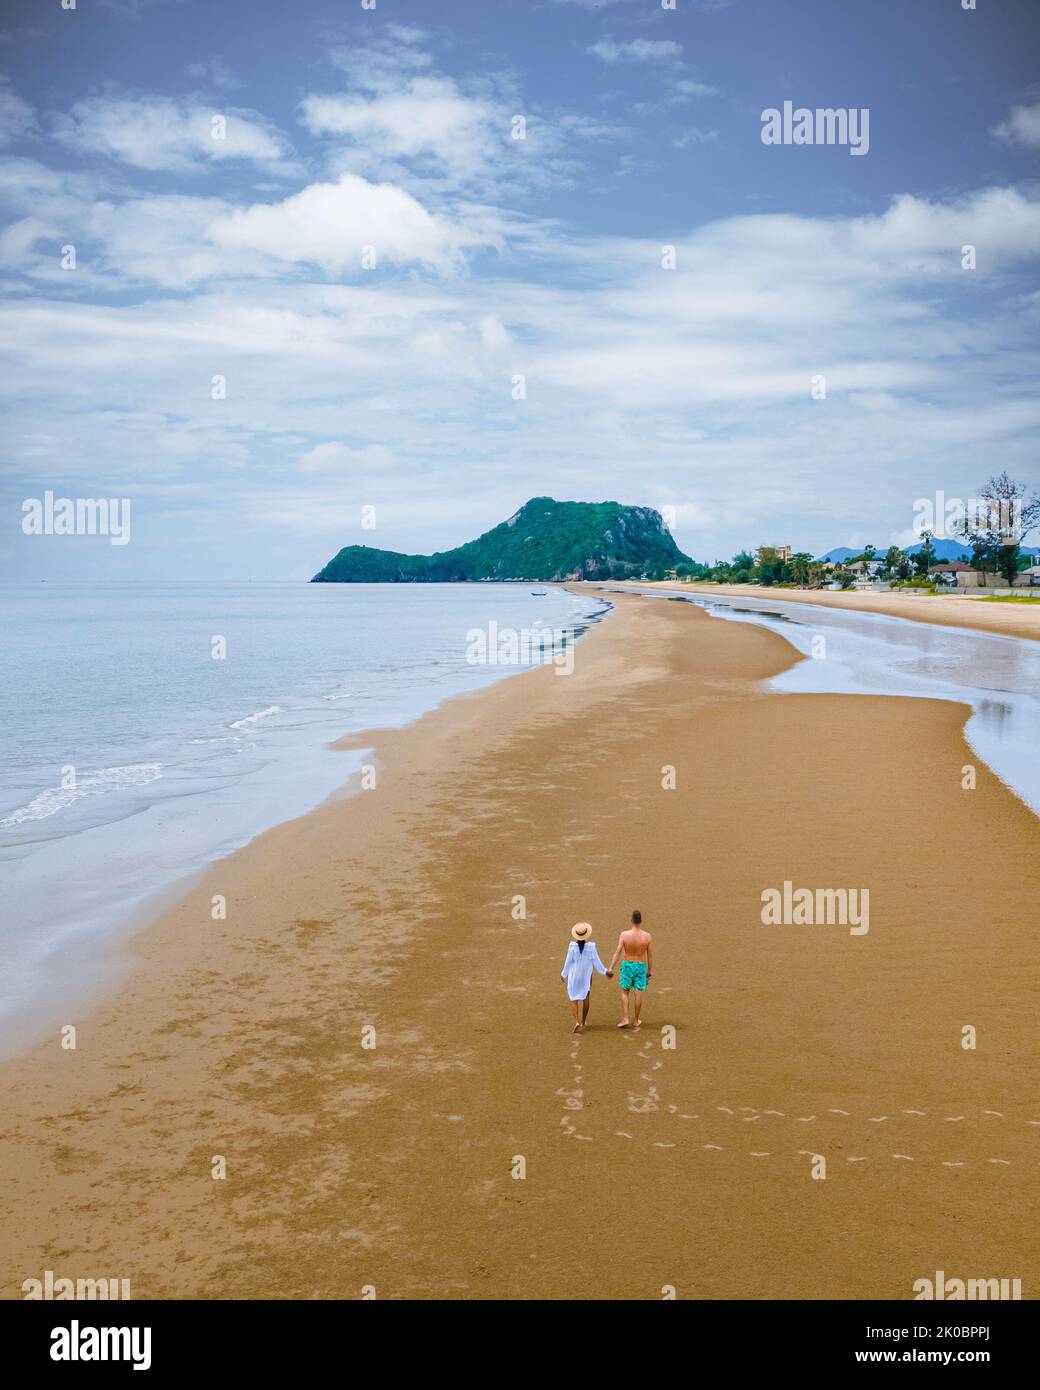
[0,582,608,1048]
[639,588,1040,819]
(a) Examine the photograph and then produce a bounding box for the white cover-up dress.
[561,941,609,1001]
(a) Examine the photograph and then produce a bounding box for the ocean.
[0,581,608,1051]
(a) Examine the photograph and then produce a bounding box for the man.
[609,910,653,1028]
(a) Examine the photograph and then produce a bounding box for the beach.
[2,592,1039,1301]
[628,580,1040,643]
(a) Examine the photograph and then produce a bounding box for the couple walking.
[561,910,653,1033]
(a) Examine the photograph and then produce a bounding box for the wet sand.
[626,580,1040,642]
[2,594,1039,1300]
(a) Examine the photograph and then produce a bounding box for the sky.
[1,0,1038,579]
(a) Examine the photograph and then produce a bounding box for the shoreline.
[604,580,1040,642]
[0,583,609,1063]
[2,593,1039,1299]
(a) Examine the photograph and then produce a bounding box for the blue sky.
[1,0,1038,578]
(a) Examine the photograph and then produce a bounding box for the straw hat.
[571,922,592,942]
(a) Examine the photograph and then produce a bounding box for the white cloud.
[52,95,292,172]
[300,78,497,188]
[588,38,683,64]
[672,127,719,148]
[0,77,36,147]
[297,442,398,474]
[992,102,1040,150]
[299,30,626,200]
[672,78,721,100]
[206,174,496,275]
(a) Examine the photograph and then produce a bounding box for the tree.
[912,530,934,577]
[980,472,1040,587]
[791,552,814,588]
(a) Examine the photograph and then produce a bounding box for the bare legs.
[570,992,592,1031]
[618,989,631,1027]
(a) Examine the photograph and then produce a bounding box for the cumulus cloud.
[992,102,1040,150]
[206,174,496,275]
[52,95,292,172]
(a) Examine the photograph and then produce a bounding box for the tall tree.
[980,472,1040,587]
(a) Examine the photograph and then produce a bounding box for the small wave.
[0,763,163,828]
[228,705,282,731]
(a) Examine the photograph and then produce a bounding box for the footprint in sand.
[945,1116,965,1123]
[942,1161,965,1168]
[762,1109,785,1117]
[653,1142,676,1149]
[628,1093,659,1114]
[703,1144,724,1151]
[868,1117,888,1123]
[614,1132,633,1140]
[848,1157,868,1163]
[987,1158,1011,1165]
[892,1154,914,1161]
[829,1108,850,1116]
[749,1151,770,1158]
[903,1109,926,1116]
[982,1110,1005,1118]
[740,1115,760,1123]
[717,1106,734,1115]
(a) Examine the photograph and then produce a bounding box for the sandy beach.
[2,594,1039,1301]
[617,578,1040,642]
[626,581,1040,643]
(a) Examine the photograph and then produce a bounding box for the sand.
[624,580,1040,642]
[2,594,1039,1301]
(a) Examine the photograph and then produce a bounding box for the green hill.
[311,497,692,583]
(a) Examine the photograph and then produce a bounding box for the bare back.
[618,925,651,961]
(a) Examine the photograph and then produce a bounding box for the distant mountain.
[312,497,692,583]
[817,540,1040,564]
[816,546,875,564]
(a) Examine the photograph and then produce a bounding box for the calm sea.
[0,581,608,1051]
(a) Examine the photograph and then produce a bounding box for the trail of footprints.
[557,1034,1034,1169]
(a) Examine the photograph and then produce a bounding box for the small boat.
[530,589,548,596]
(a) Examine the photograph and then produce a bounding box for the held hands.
[605,969,614,978]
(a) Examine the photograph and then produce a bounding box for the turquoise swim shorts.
[619,960,648,991]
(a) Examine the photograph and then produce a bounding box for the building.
[756,545,792,564]
[928,561,974,586]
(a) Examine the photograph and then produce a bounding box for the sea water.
[643,588,1040,818]
[0,581,608,1051]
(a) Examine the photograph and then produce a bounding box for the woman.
[561,922,612,1032]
